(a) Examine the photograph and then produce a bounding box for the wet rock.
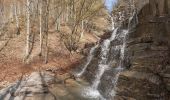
[83,58,99,84]
[114,1,170,99]
[0,72,93,100]
[115,72,168,100]
[127,36,153,46]
[166,84,170,91]
[81,43,95,56]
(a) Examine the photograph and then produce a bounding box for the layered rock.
[114,1,170,100]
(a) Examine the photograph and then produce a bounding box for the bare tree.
[40,0,50,63]
[39,0,43,56]
[0,0,106,64]
[14,0,20,35]
[24,0,31,63]
[61,0,104,53]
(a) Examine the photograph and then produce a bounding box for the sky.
[105,0,117,12]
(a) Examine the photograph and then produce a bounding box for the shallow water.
[50,78,105,100]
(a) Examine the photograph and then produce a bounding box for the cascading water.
[92,28,118,90]
[81,28,119,100]
[75,44,98,77]
[110,30,128,98]
[77,11,138,99]
[119,30,128,66]
[111,16,115,30]
[111,11,138,99]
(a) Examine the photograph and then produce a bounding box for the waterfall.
[81,28,119,100]
[79,28,130,100]
[111,16,115,30]
[79,12,137,99]
[92,28,118,90]
[75,44,98,77]
[120,30,128,63]
[111,11,138,98]
[111,30,128,97]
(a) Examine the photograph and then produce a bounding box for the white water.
[82,87,106,100]
[82,28,119,99]
[92,28,118,89]
[111,10,138,98]
[80,11,137,99]
[111,30,128,97]
[120,30,128,61]
[81,28,129,100]
[111,17,115,30]
[75,45,98,77]
[92,64,109,89]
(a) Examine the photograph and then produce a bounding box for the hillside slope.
[0,0,110,87]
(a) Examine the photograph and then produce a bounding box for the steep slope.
[0,0,110,87]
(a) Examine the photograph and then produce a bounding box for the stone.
[149,0,169,16]
[127,37,153,46]
[166,84,170,91]
[114,0,170,99]
[162,74,170,78]
[0,71,93,100]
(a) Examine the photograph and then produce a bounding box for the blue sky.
[105,0,117,12]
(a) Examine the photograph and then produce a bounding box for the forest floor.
[0,17,109,88]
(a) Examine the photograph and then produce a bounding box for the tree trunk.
[25,0,30,62]
[39,0,43,56]
[56,16,60,31]
[66,6,69,22]
[14,1,20,35]
[80,20,84,39]
[10,4,14,22]
[44,0,49,64]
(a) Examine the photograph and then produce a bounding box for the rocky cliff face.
[114,1,170,100]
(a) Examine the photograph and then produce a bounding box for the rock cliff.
[114,0,170,100]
